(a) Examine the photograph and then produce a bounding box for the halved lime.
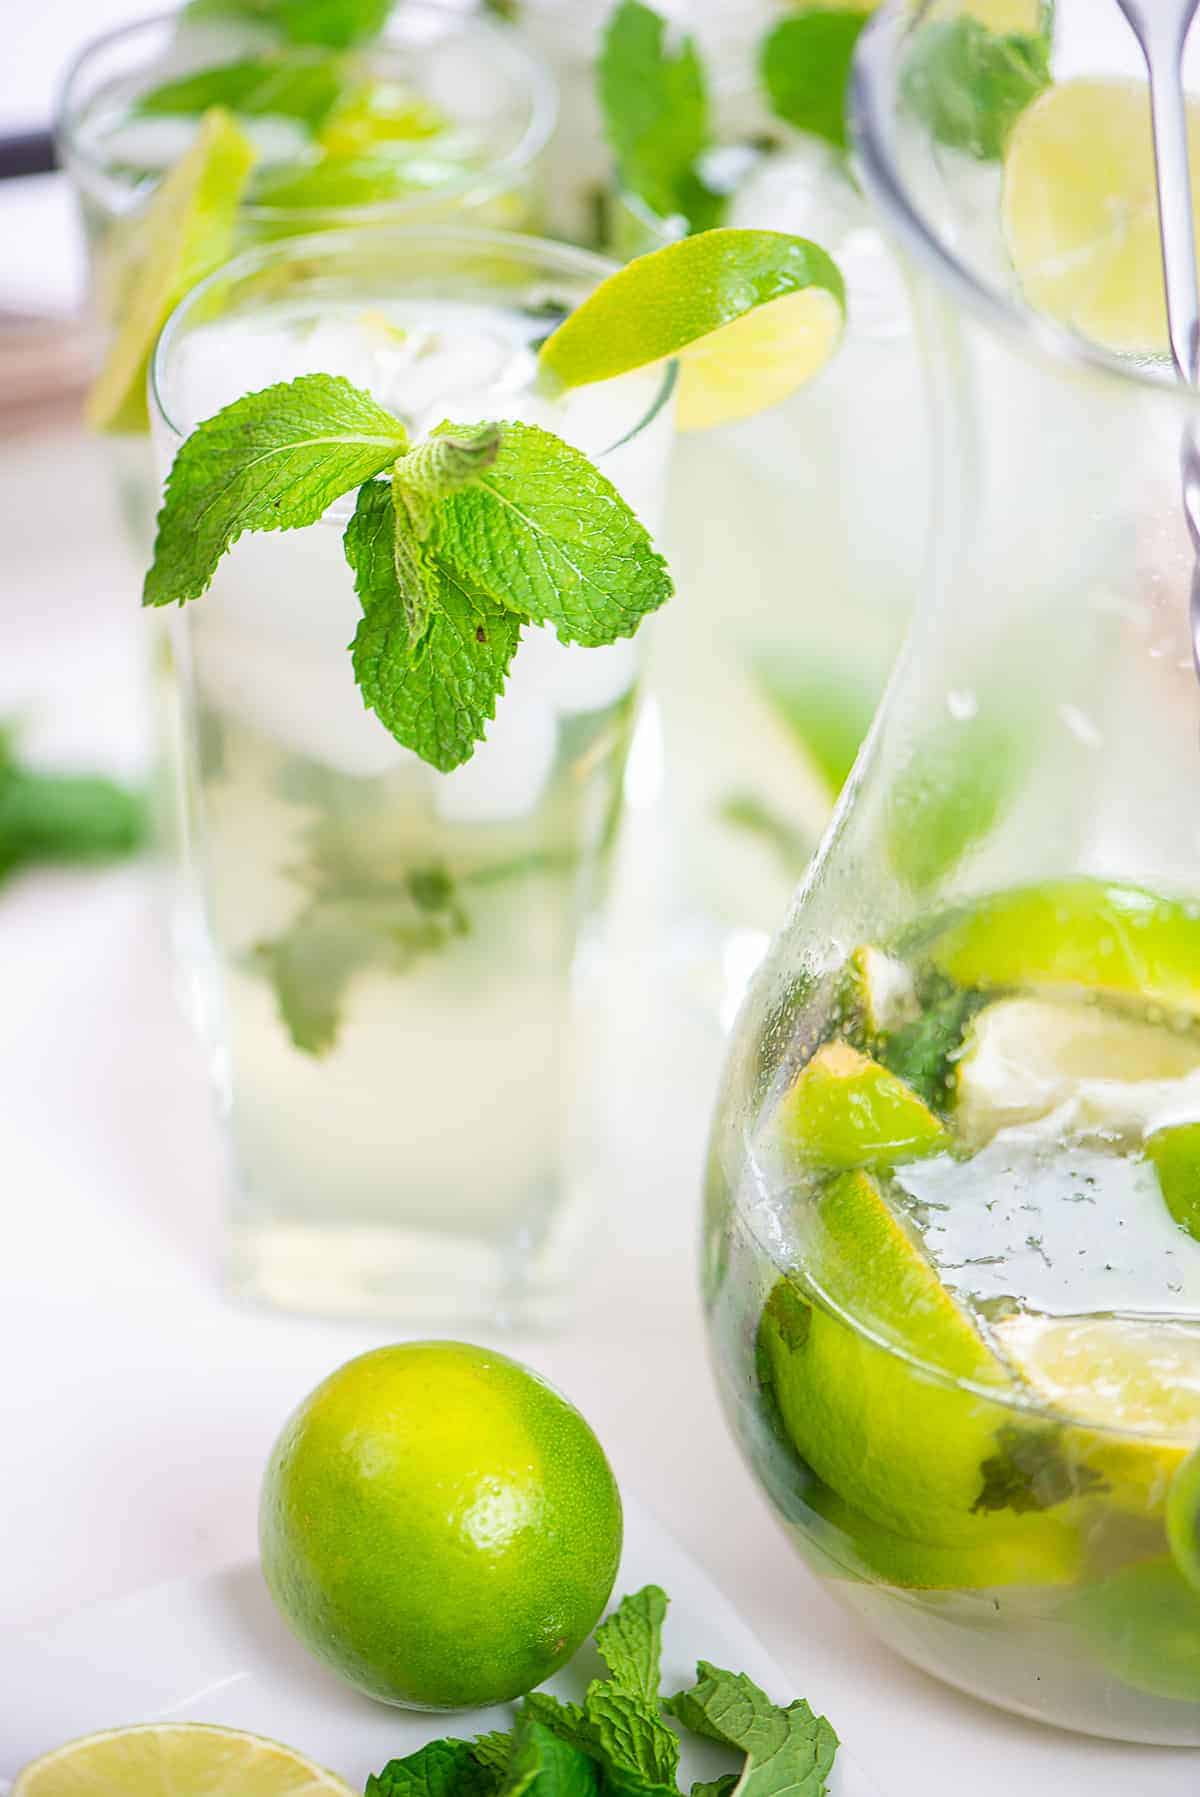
[930,879,1200,1014]
[1003,76,1200,354]
[758,1172,1085,1561]
[12,1723,354,1797]
[1167,1445,1200,1593]
[775,1039,948,1169]
[955,996,1200,1148]
[87,109,256,433]
[1067,1559,1200,1703]
[1147,1122,1200,1243]
[538,228,845,431]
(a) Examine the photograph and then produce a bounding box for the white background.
[3,5,1200,1792]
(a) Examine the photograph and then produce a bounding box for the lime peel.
[776,1039,948,1169]
[538,228,845,431]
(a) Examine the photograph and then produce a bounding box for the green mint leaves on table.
[135,52,345,128]
[0,729,146,885]
[760,9,873,152]
[598,0,725,233]
[144,372,672,775]
[901,13,1052,160]
[367,1587,839,1797]
[185,0,391,50]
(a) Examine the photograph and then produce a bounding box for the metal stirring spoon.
[1114,0,1200,675]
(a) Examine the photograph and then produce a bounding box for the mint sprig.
[597,0,723,232]
[900,14,1051,160]
[367,1588,838,1797]
[135,53,344,127]
[145,372,672,771]
[760,9,872,152]
[185,0,391,50]
[0,728,147,884]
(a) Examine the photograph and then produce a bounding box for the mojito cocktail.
[149,227,674,1321]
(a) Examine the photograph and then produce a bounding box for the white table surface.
[5,419,1200,1795]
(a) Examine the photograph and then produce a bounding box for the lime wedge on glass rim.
[12,1722,355,1797]
[537,228,846,431]
[1003,75,1200,354]
[86,107,256,434]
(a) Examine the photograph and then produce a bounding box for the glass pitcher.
[703,0,1200,1745]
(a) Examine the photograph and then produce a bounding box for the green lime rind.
[1168,1447,1200,1596]
[1067,1559,1200,1702]
[87,109,256,434]
[775,1041,949,1171]
[260,1341,622,1709]
[537,227,845,391]
[930,879,1200,1014]
[1147,1123,1200,1244]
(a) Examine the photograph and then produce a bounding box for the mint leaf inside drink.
[135,53,346,128]
[598,0,724,230]
[144,373,409,608]
[760,9,872,152]
[901,14,1051,160]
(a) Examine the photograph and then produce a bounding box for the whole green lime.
[259,1341,622,1710]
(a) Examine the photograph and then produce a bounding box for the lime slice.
[1067,1559,1200,1703]
[1167,1445,1200,1593]
[12,1723,355,1797]
[538,229,845,432]
[806,1477,1083,1591]
[776,1040,948,1169]
[1003,76,1200,354]
[954,996,1200,1148]
[995,1310,1200,1508]
[758,1172,1090,1565]
[1147,1122,1200,1243]
[87,109,256,434]
[838,944,919,1044]
[930,879,1200,1015]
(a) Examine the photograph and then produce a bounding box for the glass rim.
[150,220,678,451]
[55,3,559,226]
[850,2,1200,408]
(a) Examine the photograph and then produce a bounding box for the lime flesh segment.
[1003,76,1200,354]
[12,1723,355,1797]
[930,880,1200,1014]
[1147,1122,1200,1242]
[87,109,256,433]
[538,228,845,432]
[955,996,1200,1148]
[776,1039,948,1170]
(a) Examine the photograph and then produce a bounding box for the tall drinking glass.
[703,0,1200,1744]
[149,226,675,1323]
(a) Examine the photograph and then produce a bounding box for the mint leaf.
[345,478,521,772]
[900,16,1050,160]
[665,1664,838,1797]
[972,1424,1107,1517]
[691,1779,738,1797]
[135,54,344,126]
[186,0,390,49]
[472,1737,516,1778]
[760,9,871,151]
[502,1715,600,1797]
[524,1588,679,1796]
[144,374,408,609]
[598,0,723,230]
[878,980,985,1112]
[432,421,673,648]
[594,1585,668,1707]
[367,1739,502,1797]
[0,750,146,884]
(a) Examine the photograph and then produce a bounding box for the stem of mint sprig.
[143,372,673,772]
